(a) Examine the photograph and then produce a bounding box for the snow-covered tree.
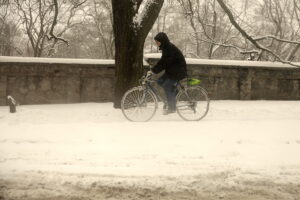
[10,0,87,57]
[112,0,164,108]
[216,0,300,66]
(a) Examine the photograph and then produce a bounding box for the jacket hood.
[154,32,170,49]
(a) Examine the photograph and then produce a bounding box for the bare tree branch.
[216,0,300,67]
[0,43,23,55]
[254,35,300,45]
[46,0,69,45]
[73,0,88,8]
[198,37,246,54]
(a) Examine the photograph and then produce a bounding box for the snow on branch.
[196,35,261,57]
[199,38,243,52]
[216,0,300,67]
[133,0,161,29]
[254,35,300,45]
[70,0,88,8]
[132,0,143,11]
[47,0,87,45]
[46,0,69,45]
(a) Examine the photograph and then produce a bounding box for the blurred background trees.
[1,0,299,62]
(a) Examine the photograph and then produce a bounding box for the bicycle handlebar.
[140,70,154,84]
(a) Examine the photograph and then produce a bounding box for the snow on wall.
[144,53,299,69]
[0,56,151,66]
[0,56,115,65]
[2,55,298,69]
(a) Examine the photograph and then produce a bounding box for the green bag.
[187,78,201,86]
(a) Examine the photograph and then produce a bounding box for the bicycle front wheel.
[121,86,158,122]
[176,86,210,121]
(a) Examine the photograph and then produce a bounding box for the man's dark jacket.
[152,32,187,81]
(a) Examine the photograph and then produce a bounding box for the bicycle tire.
[176,86,210,121]
[121,86,158,122]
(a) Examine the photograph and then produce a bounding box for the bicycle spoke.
[176,86,209,121]
[121,87,158,122]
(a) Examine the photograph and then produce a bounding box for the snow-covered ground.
[0,101,300,199]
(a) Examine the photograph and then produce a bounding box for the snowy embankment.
[0,101,300,199]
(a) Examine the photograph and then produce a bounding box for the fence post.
[7,96,17,113]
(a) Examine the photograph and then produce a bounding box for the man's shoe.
[163,109,176,115]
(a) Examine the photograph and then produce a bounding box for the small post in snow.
[7,96,17,113]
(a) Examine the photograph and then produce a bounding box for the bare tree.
[252,0,300,61]
[14,0,52,57]
[112,0,164,108]
[144,0,178,54]
[177,0,244,59]
[0,1,23,56]
[177,0,202,57]
[46,0,88,57]
[12,0,86,57]
[216,0,300,66]
[83,0,114,59]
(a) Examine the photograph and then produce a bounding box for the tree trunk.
[113,33,145,108]
[112,0,164,108]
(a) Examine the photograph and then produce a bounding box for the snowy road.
[0,101,300,199]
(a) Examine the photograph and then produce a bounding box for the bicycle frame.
[137,80,165,107]
[140,77,188,107]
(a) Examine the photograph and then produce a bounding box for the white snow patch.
[133,0,156,28]
[144,53,299,68]
[0,101,300,180]
[2,55,296,69]
[0,56,114,65]
[0,56,154,66]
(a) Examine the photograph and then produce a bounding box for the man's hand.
[146,70,153,78]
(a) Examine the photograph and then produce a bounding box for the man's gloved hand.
[146,70,153,78]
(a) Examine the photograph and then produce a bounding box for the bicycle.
[121,70,210,122]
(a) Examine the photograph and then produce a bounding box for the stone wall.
[146,56,300,101]
[0,56,300,106]
[0,57,114,105]
[189,65,300,100]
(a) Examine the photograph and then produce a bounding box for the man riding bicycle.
[149,32,187,115]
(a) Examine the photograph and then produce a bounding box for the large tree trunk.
[113,29,145,108]
[112,0,164,108]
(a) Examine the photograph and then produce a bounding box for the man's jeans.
[157,76,178,111]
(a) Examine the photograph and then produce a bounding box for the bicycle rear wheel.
[176,86,210,121]
[121,86,158,122]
